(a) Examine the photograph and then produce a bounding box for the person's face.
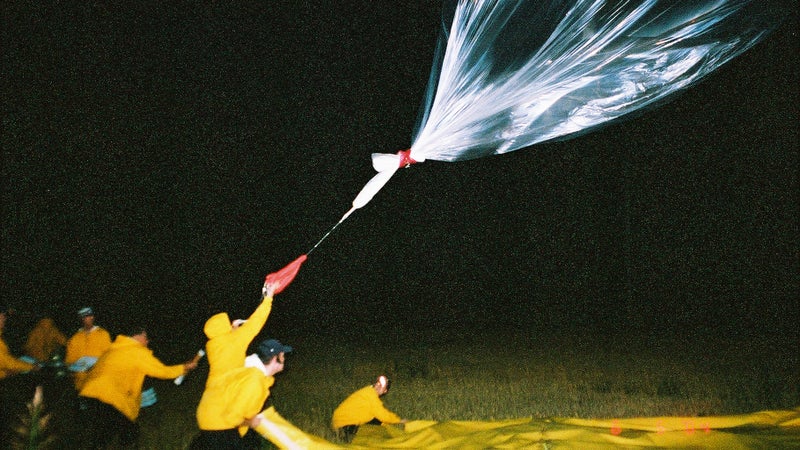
[133,331,149,346]
[267,352,286,375]
[375,376,389,395]
[81,315,95,328]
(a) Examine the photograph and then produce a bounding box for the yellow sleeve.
[0,338,35,376]
[140,351,185,380]
[232,296,273,347]
[368,392,402,424]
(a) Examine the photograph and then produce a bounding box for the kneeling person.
[332,375,406,442]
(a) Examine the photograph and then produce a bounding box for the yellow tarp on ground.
[256,406,800,449]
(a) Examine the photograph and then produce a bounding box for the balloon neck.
[397,149,417,168]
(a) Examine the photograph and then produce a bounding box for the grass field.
[4,329,798,449]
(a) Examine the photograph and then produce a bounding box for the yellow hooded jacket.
[0,332,35,379]
[332,385,402,430]
[79,335,184,421]
[196,366,274,432]
[203,295,273,383]
[196,296,274,431]
[23,318,68,361]
[65,325,112,389]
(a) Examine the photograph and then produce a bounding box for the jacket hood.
[204,312,232,339]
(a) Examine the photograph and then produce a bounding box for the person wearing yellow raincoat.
[78,327,198,448]
[332,375,406,442]
[0,308,37,379]
[202,281,278,382]
[23,317,68,362]
[1,307,39,444]
[200,254,306,383]
[189,338,292,450]
[64,307,112,390]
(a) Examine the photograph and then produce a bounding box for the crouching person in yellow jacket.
[189,338,292,450]
[78,326,198,448]
[332,375,407,443]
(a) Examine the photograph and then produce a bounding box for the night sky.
[2,2,798,351]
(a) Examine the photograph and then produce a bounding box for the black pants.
[188,429,262,450]
[80,396,139,449]
[337,418,383,443]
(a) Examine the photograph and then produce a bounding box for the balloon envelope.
[345,0,785,217]
[409,0,785,162]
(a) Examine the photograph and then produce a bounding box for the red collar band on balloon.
[397,149,417,168]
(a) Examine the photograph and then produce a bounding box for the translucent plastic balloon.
[333,0,784,228]
[410,0,785,162]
